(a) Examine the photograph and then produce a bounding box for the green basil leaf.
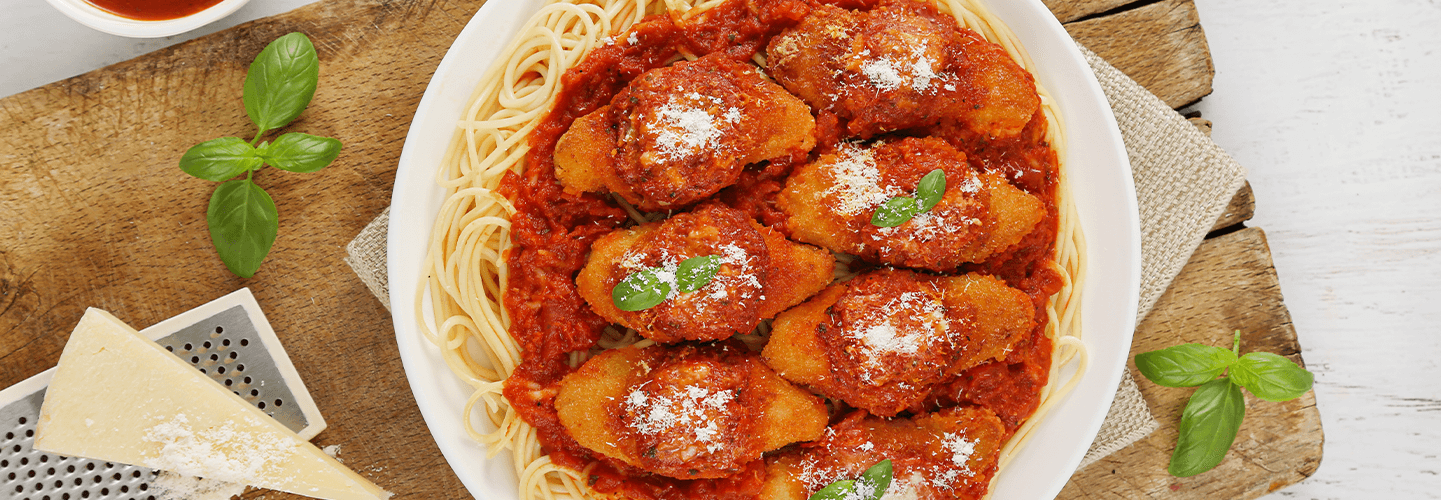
[1231,352,1314,402]
[1168,378,1245,477]
[259,132,342,173]
[244,32,320,134]
[179,137,262,181]
[871,196,919,227]
[675,255,720,293]
[915,169,946,212]
[1135,344,1238,388]
[613,267,671,311]
[808,479,855,500]
[206,179,279,278]
[859,459,892,500]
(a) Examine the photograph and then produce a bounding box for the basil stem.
[179,32,342,278]
[1138,331,1315,478]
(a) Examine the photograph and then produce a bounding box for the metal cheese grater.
[0,288,327,500]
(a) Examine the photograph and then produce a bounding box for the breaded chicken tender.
[555,342,829,479]
[760,407,1007,500]
[766,0,1039,139]
[554,54,816,211]
[777,137,1044,272]
[577,203,833,344]
[762,269,1033,416]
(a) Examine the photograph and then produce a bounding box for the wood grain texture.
[1212,181,1256,232]
[1063,0,1215,108]
[1044,0,1137,24]
[1061,228,1322,499]
[0,0,488,497]
[1188,116,1214,136]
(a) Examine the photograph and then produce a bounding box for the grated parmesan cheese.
[841,291,949,380]
[873,172,983,242]
[861,58,906,91]
[857,44,943,93]
[623,382,736,453]
[651,93,741,162]
[144,413,297,485]
[823,143,906,216]
[150,471,249,500]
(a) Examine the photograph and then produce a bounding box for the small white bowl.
[44,0,252,38]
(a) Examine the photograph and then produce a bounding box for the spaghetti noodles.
[415,1,1086,498]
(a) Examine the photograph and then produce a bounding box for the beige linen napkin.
[343,45,1247,469]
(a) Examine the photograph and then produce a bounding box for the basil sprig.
[177,32,342,278]
[1135,330,1314,477]
[871,169,945,227]
[810,460,892,500]
[611,255,721,311]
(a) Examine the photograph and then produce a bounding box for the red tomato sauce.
[500,15,685,461]
[499,0,1063,495]
[85,0,223,21]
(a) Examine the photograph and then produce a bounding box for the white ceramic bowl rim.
[44,0,251,38]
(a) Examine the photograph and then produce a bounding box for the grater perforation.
[0,289,326,500]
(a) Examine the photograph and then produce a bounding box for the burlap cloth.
[344,46,1247,470]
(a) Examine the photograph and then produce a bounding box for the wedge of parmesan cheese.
[34,308,391,500]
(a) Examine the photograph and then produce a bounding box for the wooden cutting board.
[0,0,1320,498]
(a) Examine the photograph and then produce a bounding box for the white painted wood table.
[2,0,1437,497]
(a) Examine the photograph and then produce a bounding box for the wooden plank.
[0,0,489,497]
[1188,116,1214,136]
[1044,0,1137,24]
[1212,181,1257,232]
[1064,0,1215,108]
[1061,227,1323,499]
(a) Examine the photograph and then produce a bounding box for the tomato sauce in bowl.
[45,0,251,38]
[82,0,225,21]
